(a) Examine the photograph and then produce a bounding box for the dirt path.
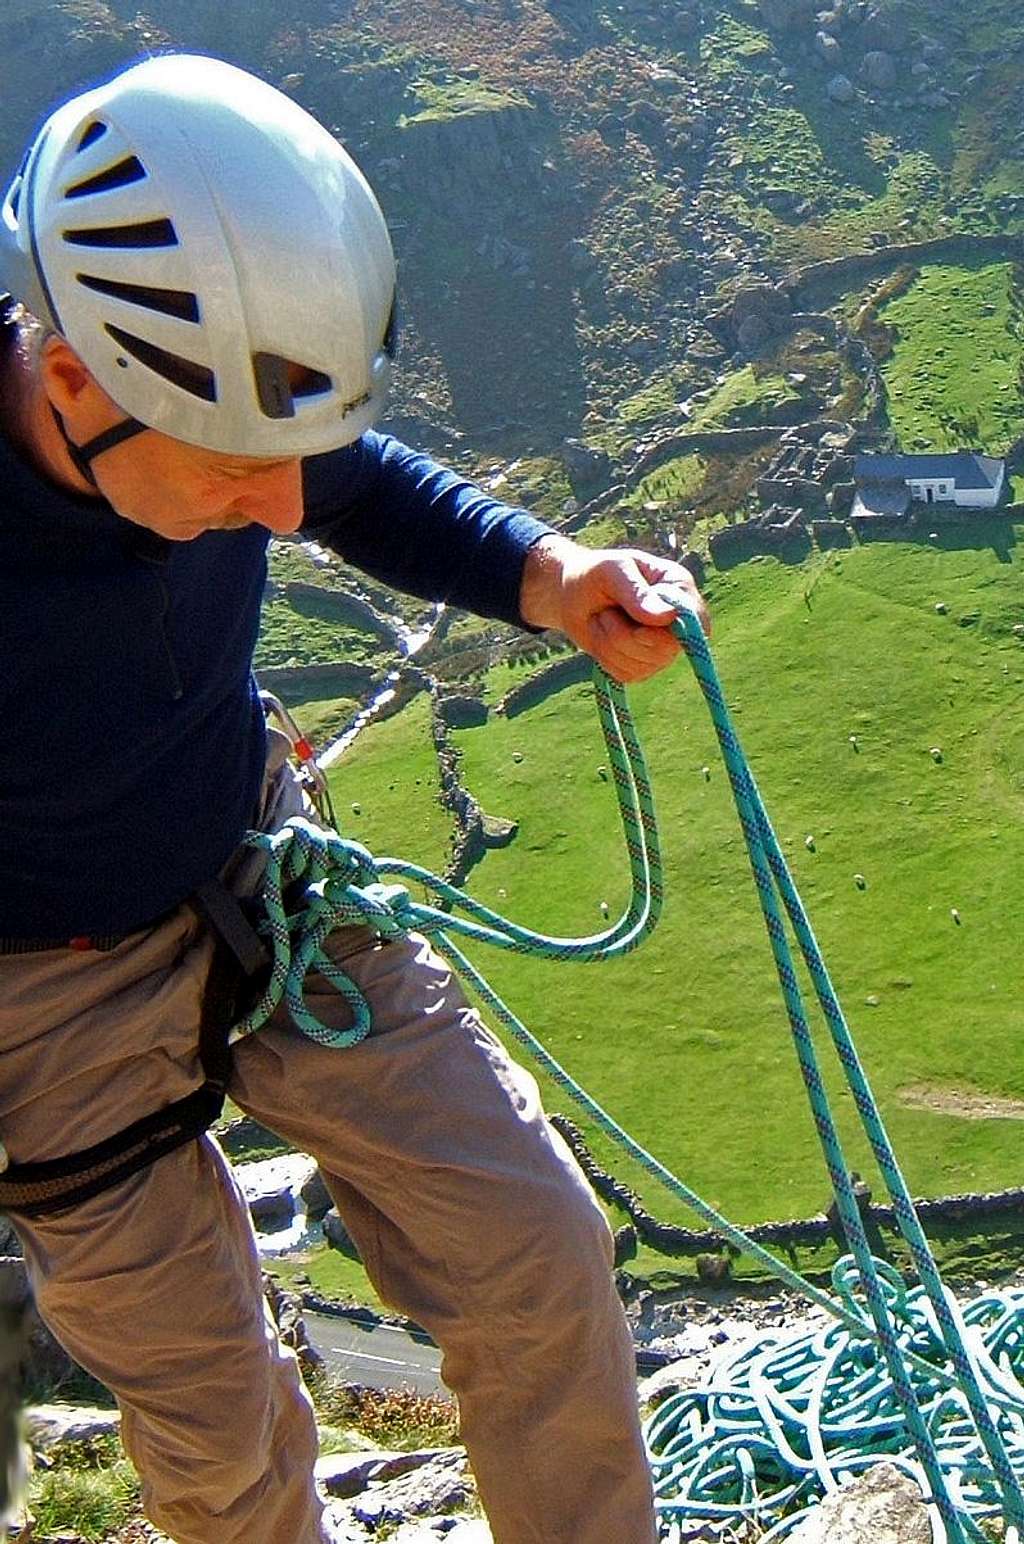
[898,1083,1024,1120]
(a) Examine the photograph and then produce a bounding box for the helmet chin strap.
[50,406,149,491]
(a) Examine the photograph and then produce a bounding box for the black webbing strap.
[0,882,269,1219]
[50,406,149,490]
[0,1083,227,1219]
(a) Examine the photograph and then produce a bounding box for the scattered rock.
[25,1404,120,1451]
[859,7,910,53]
[561,438,614,499]
[786,1462,930,1543]
[759,0,817,30]
[696,1253,732,1285]
[862,50,897,90]
[827,74,856,104]
[815,30,842,65]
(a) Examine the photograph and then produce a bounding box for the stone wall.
[277,581,402,647]
[496,651,592,718]
[787,233,1022,313]
[629,425,785,484]
[255,661,379,695]
[551,1113,1024,1259]
[430,687,488,885]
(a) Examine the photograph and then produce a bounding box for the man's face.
[93,430,306,542]
[38,334,306,540]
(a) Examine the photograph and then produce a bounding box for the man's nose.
[248,461,305,534]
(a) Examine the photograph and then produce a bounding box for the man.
[0,53,707,1544]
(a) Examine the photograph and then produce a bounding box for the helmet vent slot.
[293,367,332,400]
[65,156,147,200]
[77,272,199,323]
[77,122,109,153]
[252,354,331,419]
[63,219,179,250]
[105,323,216,402]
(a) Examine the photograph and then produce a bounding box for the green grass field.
[324,692,455,868]
[880,261,1024,453]
[327,528,1024,1256]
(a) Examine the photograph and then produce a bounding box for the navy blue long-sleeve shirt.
[0,425,552,938]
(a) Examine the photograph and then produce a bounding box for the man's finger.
[607,553,712,638]
[604,559,680,626]
[589,607,682,674]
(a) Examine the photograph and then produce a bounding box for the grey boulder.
[827,74,856,103]
[786,1463,931,1543]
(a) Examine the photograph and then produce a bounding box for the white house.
[854,452,1006,514]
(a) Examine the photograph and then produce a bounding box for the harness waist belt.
[0,880,267,1219]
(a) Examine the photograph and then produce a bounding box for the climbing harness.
[0,882,266,1218]
[3,594,1023,1537]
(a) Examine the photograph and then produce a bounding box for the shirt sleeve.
[299,430,555,627]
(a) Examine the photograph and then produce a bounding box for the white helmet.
[0,53,397,458]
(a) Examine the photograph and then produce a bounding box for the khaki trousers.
[0,742,656,1544]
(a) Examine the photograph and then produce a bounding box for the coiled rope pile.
[238,594,1024,1542]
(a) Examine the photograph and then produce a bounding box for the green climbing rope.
[234,594,1024,1542]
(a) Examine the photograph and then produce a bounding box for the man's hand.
[518,534,710,684]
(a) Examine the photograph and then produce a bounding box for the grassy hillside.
[879,260,1024,452]
[328,527,1024,1249]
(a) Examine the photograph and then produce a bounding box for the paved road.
[306,1311,666,1394]
[306,1311,445,1395]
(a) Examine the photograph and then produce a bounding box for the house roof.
[851,480,911,519]
[854,452,1005,491]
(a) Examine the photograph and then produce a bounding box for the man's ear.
[39,335,99,415]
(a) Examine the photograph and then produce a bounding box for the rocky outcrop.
[25,1402,121,1451]
[396,92,542,213]
[0,1255,84,1397]
[786,1464,930,1544]
[318,1447,485,1541]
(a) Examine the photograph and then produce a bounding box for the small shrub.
[309,1374,460,1451]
